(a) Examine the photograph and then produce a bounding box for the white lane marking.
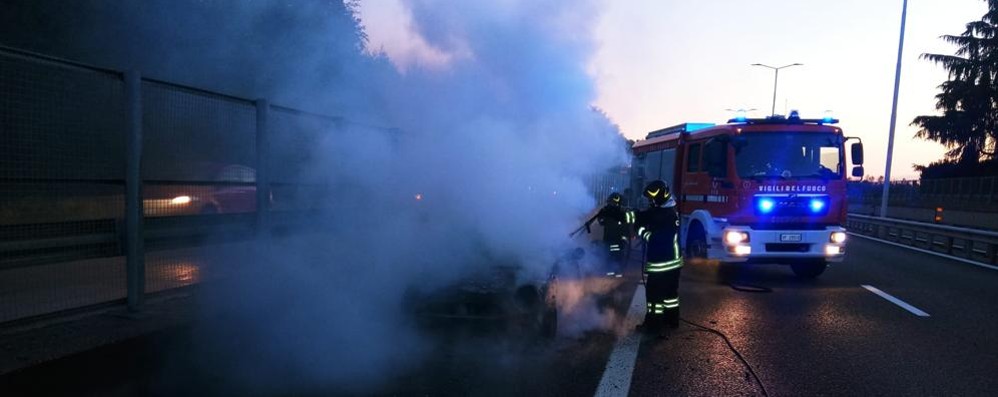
[861,285,930,317]
[594,284,646,397]
[848,232,998,272]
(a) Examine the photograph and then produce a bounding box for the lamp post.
[881,0,908,218]
[751,63,803,116]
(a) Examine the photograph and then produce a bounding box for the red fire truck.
[630,112,864,278]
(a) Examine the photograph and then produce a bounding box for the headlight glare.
[830,232,847,244]
[724,231,749,245]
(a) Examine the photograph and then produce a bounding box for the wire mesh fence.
[0,47,127,323]
[141,80,257,183]
[268,106,342,213]
[0,45,627,324]
[0,46,348,323]
[587,168,631,208]
[138,82,261,299]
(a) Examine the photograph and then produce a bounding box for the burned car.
[403,262,563,339]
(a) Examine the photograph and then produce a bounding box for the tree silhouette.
[912,0,998,164]
[0,0,388,114]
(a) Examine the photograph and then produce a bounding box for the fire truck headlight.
[809,198,826,213]
[733,245,752,256]
[724,231,749,245]
[757,198,776,214]
[830,232,847,244]
[825,245,843,256]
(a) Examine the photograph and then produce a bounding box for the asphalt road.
[2,236,997,396]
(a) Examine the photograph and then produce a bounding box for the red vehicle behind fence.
[143,164,259,217]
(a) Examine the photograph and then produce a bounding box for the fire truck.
[630,112,864,278]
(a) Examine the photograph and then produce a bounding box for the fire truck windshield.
[734,132,843,180]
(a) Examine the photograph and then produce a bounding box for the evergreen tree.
[912,0,998,164]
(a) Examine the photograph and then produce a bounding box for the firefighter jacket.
[635,203,682,273]
[588,205,631,243]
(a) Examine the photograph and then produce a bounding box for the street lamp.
[881,0,909,218]
[751,63,803,116]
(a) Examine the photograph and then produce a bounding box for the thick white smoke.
[373,0,626,269]
[197,0,628,392]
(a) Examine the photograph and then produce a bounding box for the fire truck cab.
[630,113,864,278]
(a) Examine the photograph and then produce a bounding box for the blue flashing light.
[820,110,840,125]
[809,198,826,213]
[758,198,776,214]
[686,123,715,132]
[729,109,750,123]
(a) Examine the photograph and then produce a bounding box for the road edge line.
[861,284,930,317]
[593,284,646,397]
[847,232,998,271]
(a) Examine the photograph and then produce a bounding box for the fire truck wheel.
[686,223,708,260]
[791,261,828,279]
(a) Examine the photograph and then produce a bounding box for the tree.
[0,0,387,114]
[911,0,998,164]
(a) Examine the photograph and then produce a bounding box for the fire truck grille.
[765,243,810,253]
[755,195,830,216]
[751,223,830,231]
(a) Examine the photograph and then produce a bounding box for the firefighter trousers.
[605,238,627,275]
[644,266,681,330]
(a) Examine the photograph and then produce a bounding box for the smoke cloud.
[182,0,630,393]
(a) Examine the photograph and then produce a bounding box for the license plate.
[780,233,802,242]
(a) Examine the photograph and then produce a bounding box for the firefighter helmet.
[607,192,622,205]
[643,180,671,206]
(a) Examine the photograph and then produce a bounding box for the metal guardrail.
[846,213,998,266]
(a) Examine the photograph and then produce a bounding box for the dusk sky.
[359,0,990,180]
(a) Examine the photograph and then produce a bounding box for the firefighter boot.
[639,312,663,335]
[665,307,680,329]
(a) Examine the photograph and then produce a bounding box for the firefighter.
[584,192,632,277]
[634,180,682,332]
